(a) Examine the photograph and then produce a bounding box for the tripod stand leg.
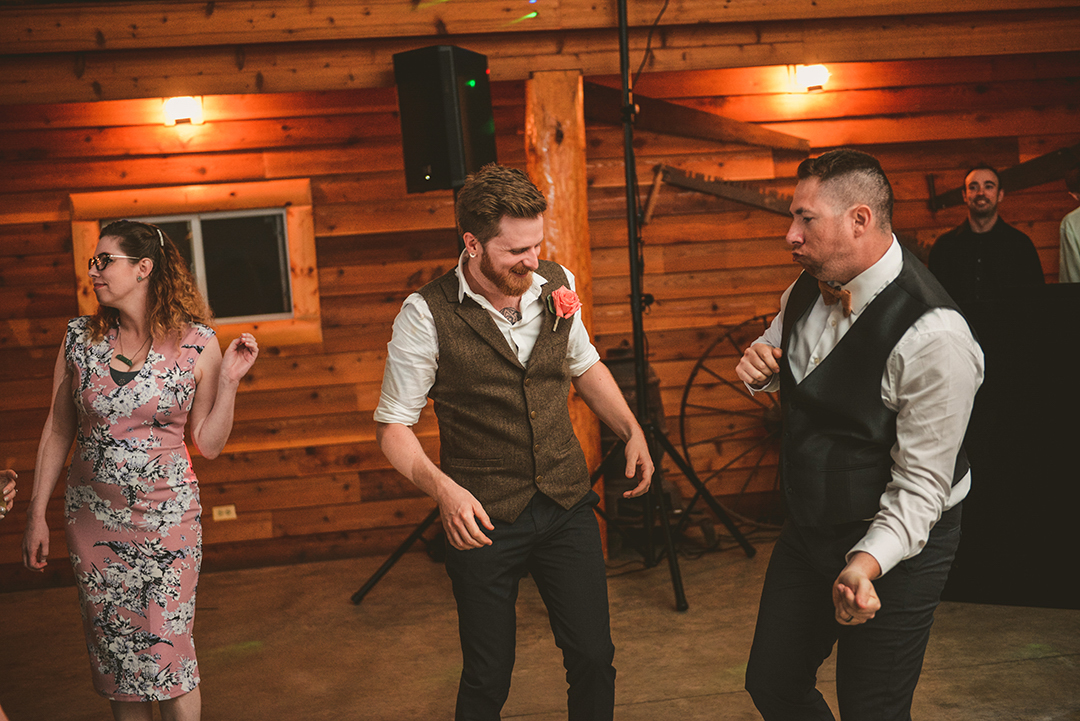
[593,502,647,554]
[351,508,440,604]
[641,483,657,566]
[651,428,757,558]
[649,469,689,611]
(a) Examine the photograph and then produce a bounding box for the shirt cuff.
[847,527,905,577]
[569,346,601,378]
[372,403,420,427]
[745,376,779,395]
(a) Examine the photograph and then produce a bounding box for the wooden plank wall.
[0,84,532,587]
[1,0,1078,589]
[3,3,1079,105]
[587,52,1080,511]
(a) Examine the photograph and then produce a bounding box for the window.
[70,179,321,347]
[128,210,292,323]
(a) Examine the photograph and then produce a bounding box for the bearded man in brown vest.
[375,164,653,721]
[736,149,983,720]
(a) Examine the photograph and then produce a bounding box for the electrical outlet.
[212,504,237,521]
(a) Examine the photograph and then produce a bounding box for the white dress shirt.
[751,239,985,575]
[374,251,601,427]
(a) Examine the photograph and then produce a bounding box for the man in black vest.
[736,149,984,720]
[375,164,653,721]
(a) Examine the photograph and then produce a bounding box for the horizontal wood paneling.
[4,0,1071,55]
[1,20,1077,587]
[618,52,1080,99]
[2,10,1079,105]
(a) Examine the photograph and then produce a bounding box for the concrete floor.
[2,537,1078,720]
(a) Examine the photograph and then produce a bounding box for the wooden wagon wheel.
[677,314,785,530]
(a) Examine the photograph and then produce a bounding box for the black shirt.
[928,217,1045,305]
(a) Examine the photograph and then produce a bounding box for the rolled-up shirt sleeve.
[564,270,601,378]
[373,294,439,426]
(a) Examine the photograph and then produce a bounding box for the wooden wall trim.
[2,9,1079,105]
[69,178,313,219]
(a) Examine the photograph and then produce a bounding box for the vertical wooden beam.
[524,69,606,527]
[526,70,593,329]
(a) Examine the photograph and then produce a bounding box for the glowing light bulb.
[162,96,204,126]
[795,65,830,92]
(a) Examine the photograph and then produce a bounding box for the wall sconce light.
[795,64,830,92]
[162,96,204,126]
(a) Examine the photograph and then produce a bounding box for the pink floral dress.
[63,316,213,701]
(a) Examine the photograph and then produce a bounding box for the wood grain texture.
[2,10,1079,105]
[3,0,1072,55]
[525,68,604,488]
[1,25,1078,582]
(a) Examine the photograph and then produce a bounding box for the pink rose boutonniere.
[547,286,581,331]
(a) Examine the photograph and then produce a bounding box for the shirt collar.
[837,235,902,317]
[454,249,549,310]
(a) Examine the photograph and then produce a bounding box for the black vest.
[418,260,591,523]
[779,247,970,526]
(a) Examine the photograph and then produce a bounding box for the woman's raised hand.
[220,333,259,384]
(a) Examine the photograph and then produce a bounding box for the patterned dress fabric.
[63,316,213,701]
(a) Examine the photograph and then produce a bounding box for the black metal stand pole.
[352,0,754,609]
[613,0,755,601]
[351,508,440,604]
[616,0,687,612]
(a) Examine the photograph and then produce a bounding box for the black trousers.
[445,490,616,721]
[745,504,962,721]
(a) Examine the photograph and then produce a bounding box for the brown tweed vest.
[418,260,591,523]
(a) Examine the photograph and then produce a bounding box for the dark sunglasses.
[88,253,141,271]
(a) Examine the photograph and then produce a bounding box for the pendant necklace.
[116,327,151,369]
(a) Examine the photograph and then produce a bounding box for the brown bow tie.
[818,280,853,317]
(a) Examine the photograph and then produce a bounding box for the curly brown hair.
[87,220,213,342]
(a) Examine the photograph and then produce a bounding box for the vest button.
[524,377,531,385]
[530,410,537,419]
[536,475,543,483]
[534,444,540,452]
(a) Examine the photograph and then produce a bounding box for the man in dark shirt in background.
[928,164,1044,304]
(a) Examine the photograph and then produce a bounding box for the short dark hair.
[1065,165,1080,194]
[797,148,894,230]
[455,163,547,244]
[965,163,1001,187]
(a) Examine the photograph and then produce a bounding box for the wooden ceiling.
[1,0,1078,106]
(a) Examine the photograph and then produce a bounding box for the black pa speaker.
[393,45,498,194]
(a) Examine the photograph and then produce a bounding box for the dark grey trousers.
[445,491,616,721]
[746,504,962,721]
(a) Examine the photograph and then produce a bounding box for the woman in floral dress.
[22,220,258,721]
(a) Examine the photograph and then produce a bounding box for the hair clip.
[157,228,164,247]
